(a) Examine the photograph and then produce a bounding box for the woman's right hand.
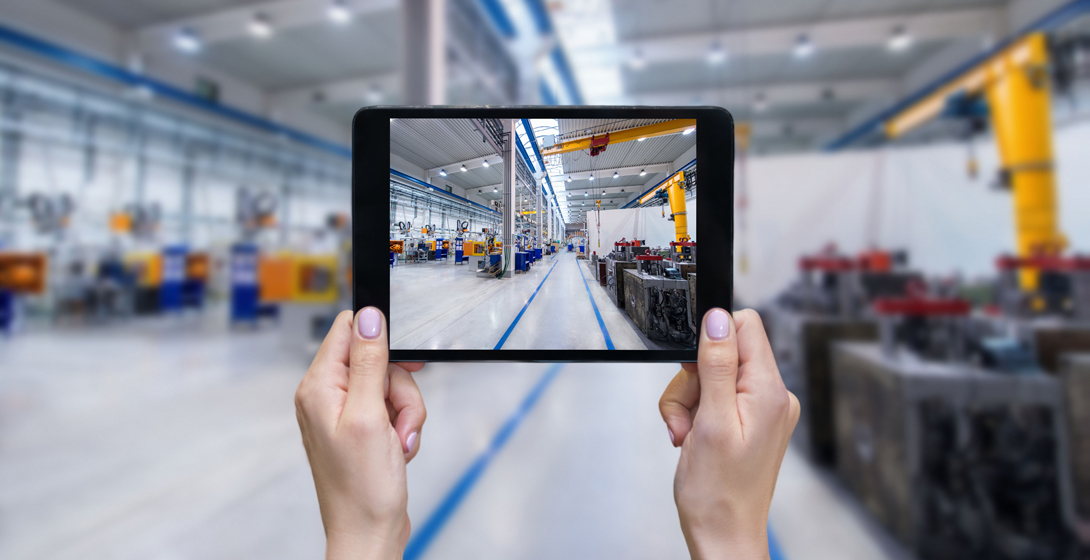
[659,308,800,560]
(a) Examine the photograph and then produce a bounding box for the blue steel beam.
[826,0,1090,151]
[390,169,500,215]
[0,22,352,159]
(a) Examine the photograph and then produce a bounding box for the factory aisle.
[390,252,645,350]
[0,318,908,560]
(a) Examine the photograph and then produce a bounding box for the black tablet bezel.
[353,106,733,362]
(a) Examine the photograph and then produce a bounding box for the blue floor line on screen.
[576,256,615,350]
[493,259,560,350]
[403,364,563,560]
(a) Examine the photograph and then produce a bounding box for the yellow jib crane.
[638,170,690,245]
[885,32,1064,290]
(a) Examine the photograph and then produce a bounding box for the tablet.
[353,107,733,362]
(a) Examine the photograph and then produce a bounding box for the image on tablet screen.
[388,118,697,350]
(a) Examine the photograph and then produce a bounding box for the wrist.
[681,514,770,560]
[326,528,401,560]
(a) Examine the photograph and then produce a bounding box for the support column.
[501,119,516,278]
[536,179,543,254]
[401,0,447,105]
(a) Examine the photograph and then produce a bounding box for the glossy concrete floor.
[0,312,911,560]
[389,252,646,350]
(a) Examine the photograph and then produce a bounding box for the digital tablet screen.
[388,117,698,351]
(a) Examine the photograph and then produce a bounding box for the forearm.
[326,531,402,560]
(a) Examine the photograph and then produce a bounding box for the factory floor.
[390,251,647,350]
[0,312,913,560]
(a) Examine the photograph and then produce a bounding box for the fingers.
[695,308,739,417]
[660,367,699,447]
[732,309,780,390]
[395,362,426,373]
[309,310,355,373]
[341,307,390,429]
[388,365,427,462]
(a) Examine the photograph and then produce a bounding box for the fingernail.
[405,431,418,454]
[706,308,732,340]
[358,308,381,339]
[668,427,675,446]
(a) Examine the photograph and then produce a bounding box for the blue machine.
[515,252,529,272]
[454,238,464,265]
[567,243,573,251]
[534,248,542,261]
[390,251,396,266]
[436,238,446,260]
[0,289,13,336]
[489,253,502,268]
[230,243,260,324]
[160,245,186,313]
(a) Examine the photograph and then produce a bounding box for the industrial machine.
[0,252,48,334]
[831,285,1087,559]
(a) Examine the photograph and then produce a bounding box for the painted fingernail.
[706,308,732,340]
[668,427,675,446]
[358,308,381,339]
[405,431,418,454]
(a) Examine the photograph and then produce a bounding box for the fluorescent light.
[637,137,646,141]
[640,169,646,176]
[439,169,447,177]
[793,34,814,59]
[248,14,273,38]
[888,26,913,52]
[707,41,727,65]
[172,29,202,54]
[328,0,352,24]
[683,127,695,135]
[482,160,489,167]
[460,165,467,172]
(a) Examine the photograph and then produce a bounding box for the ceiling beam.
[633,78,900,107]
[553,163,672,182]
[574,7,1006,67]
[542,119,695,156]
[137,0,397,53]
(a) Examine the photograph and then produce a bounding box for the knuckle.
[351,347,386,372]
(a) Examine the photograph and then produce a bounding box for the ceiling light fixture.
[613,171,619,179]
[588,174,594,181]
[637,137,646,142]
[567,176,572,182]
[460,165,467,172]
[494,188,498,192]
[482,159,489,167]
[707,41,727,65]
[887,25,913,52]
[248,14,273,38]
[683,127,695,135]
[172,28,202,54]
[328,0,353,24]
[439,169,447,177]
[793,34,814,59]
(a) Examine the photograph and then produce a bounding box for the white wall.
[735,119,1090,306]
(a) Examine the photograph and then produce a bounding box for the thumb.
[342,307,389,422]
[696,308,739,419]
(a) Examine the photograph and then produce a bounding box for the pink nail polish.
[405,431,418,454]
[706,308,732,340]
[668,427,675,445]
[358,308,381,339]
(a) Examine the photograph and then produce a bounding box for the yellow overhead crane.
[541,119,696,157]
[638,170,690,244]
[885,32,1062,290]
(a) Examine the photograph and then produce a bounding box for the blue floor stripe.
[769,525,787,560]
[575,257,615,350]
[403,364,563,560]
[493,259,560,350]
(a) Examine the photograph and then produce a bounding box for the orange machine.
[186,253,210,282]
[0,253,48,294]
[390,240,404,254]
[258,254,294,303]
